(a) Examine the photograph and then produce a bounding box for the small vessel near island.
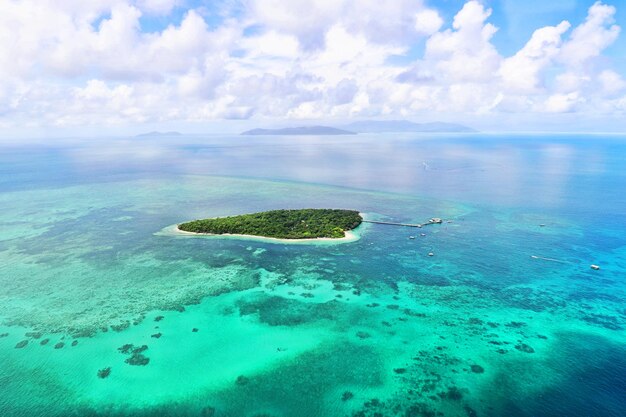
[531,255,601,271]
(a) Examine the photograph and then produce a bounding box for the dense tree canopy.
[178,209,362,239]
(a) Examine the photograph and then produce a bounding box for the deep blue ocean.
[0,133,624,417]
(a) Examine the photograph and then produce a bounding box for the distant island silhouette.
[241,120,474,135]
[342,120,475,133]
[241,126,356,135]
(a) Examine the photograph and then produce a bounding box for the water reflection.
[2,133,624,214]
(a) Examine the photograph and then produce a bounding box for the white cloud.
[136,0,179,15]
[0,0,625,133]
[554,72,590,94]
[328,79,359,105]
[425,1,501,82]
[559,1,620,67]
[249,0,430,49]
[499,21,571,93]
[543,92,582,113]
[238,31,300,59]
[414,9,444,35]
[249,0,343,49]
[532,2,623,113]
[598,70,626,96]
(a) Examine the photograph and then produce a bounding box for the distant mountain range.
[135,131,183,137]
[342,120,475,133]
[241,120,475,136]
[241,126,356,135]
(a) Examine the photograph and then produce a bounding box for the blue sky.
[1,0,625,136]
[490,1,625,60]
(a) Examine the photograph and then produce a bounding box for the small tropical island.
[177,209,362,240]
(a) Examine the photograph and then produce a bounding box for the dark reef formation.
[470,364,484,373]
[15,340,28,348]
[97,367,111,379]
[236,375,250,386]
[515,342,535,353]
[118,343,151,366]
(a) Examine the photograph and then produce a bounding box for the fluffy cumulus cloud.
[0,0,625,132]
[499,21,572,94]
[250,0,436,49]
[425,0,501,82]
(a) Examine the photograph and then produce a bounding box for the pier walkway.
[362,218,443,228]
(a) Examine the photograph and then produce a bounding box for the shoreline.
[155,223,363,245]
[175,225,359,243]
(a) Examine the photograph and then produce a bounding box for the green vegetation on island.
[178,209,362,239]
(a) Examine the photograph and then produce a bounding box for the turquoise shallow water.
[0,134,624,416]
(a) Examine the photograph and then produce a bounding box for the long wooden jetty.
[362,218,443,228]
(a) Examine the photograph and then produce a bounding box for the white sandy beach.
[154,224,362,245]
